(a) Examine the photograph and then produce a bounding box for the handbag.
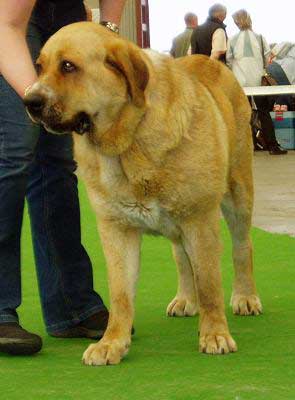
[261,73,278,86]
[250,97,268,150]
[250,108,268,150]
[260,36,278,86]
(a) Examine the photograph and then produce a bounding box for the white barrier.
[243,85,295,96]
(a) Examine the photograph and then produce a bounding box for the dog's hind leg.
[181,207,237,354]
[221,176,262,316]
[166,241,199,317]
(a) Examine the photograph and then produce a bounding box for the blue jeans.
[267,61,291,108]
[0,17,106,333]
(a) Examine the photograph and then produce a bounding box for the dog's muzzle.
[24,92,92,135]
[46,111,93,135]
[23,92,46,121]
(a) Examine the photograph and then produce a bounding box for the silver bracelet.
[99,21,119,34]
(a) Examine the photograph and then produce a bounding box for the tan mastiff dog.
[24,22,262,365]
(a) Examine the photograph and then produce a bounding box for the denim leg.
[267,62,292,107]
[0,22,43,324]
[26,130,106,333]
[0,77,39,323]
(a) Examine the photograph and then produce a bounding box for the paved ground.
[253,151,295,236]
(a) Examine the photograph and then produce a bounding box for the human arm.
[84,3,93,21]
[0,0,37,98]
[271,42,293,60]
[99,0,127,25]
[170,39,176,58]
[226,38,234,69]
[260,36,271,66]
[210,28,227,60]
[211,50,225,60]
[190,29,198,54]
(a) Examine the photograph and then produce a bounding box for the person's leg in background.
[254,96,287,155]
[267,61,292,109]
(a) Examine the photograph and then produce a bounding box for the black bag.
[250,109,267,150]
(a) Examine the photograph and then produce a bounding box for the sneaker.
[269,145,288,155]
[0,323,42,355]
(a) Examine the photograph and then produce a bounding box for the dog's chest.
[89,154,181,239]
[116,199,180,238]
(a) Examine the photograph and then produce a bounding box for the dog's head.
[24,22,150,155]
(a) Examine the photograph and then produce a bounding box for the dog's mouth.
[42,112,93,135]
[72,112,93,135]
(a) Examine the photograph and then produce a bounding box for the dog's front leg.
[83,219,141,366]
[181,208,237,355]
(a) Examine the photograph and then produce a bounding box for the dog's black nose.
[23,93,46,116]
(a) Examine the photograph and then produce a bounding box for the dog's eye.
[104,57,121,75]
[61,60,77,73]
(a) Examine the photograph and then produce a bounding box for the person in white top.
[269,42,295,85]
[226,10,270,87]
[268,42,295,109]
[227,9,287,155]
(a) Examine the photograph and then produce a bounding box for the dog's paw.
[231,294,262,316]
[199,334,237,355]
[82,338,130,366]
[166,296,199,317]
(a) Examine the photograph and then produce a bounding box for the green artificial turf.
[1,182,295,400]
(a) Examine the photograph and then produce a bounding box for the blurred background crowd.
[168,4,295,155]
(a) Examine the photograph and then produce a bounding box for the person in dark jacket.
[191,3,227,62]
[0,0,126,356]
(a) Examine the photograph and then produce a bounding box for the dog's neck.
[88,102,146,157]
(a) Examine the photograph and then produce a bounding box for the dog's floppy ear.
[105,42,149,108]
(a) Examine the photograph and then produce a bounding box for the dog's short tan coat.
[25,22,262,365]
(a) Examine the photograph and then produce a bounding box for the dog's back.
[175,54,253,164]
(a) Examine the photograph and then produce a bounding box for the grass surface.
[1,183,295,400]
